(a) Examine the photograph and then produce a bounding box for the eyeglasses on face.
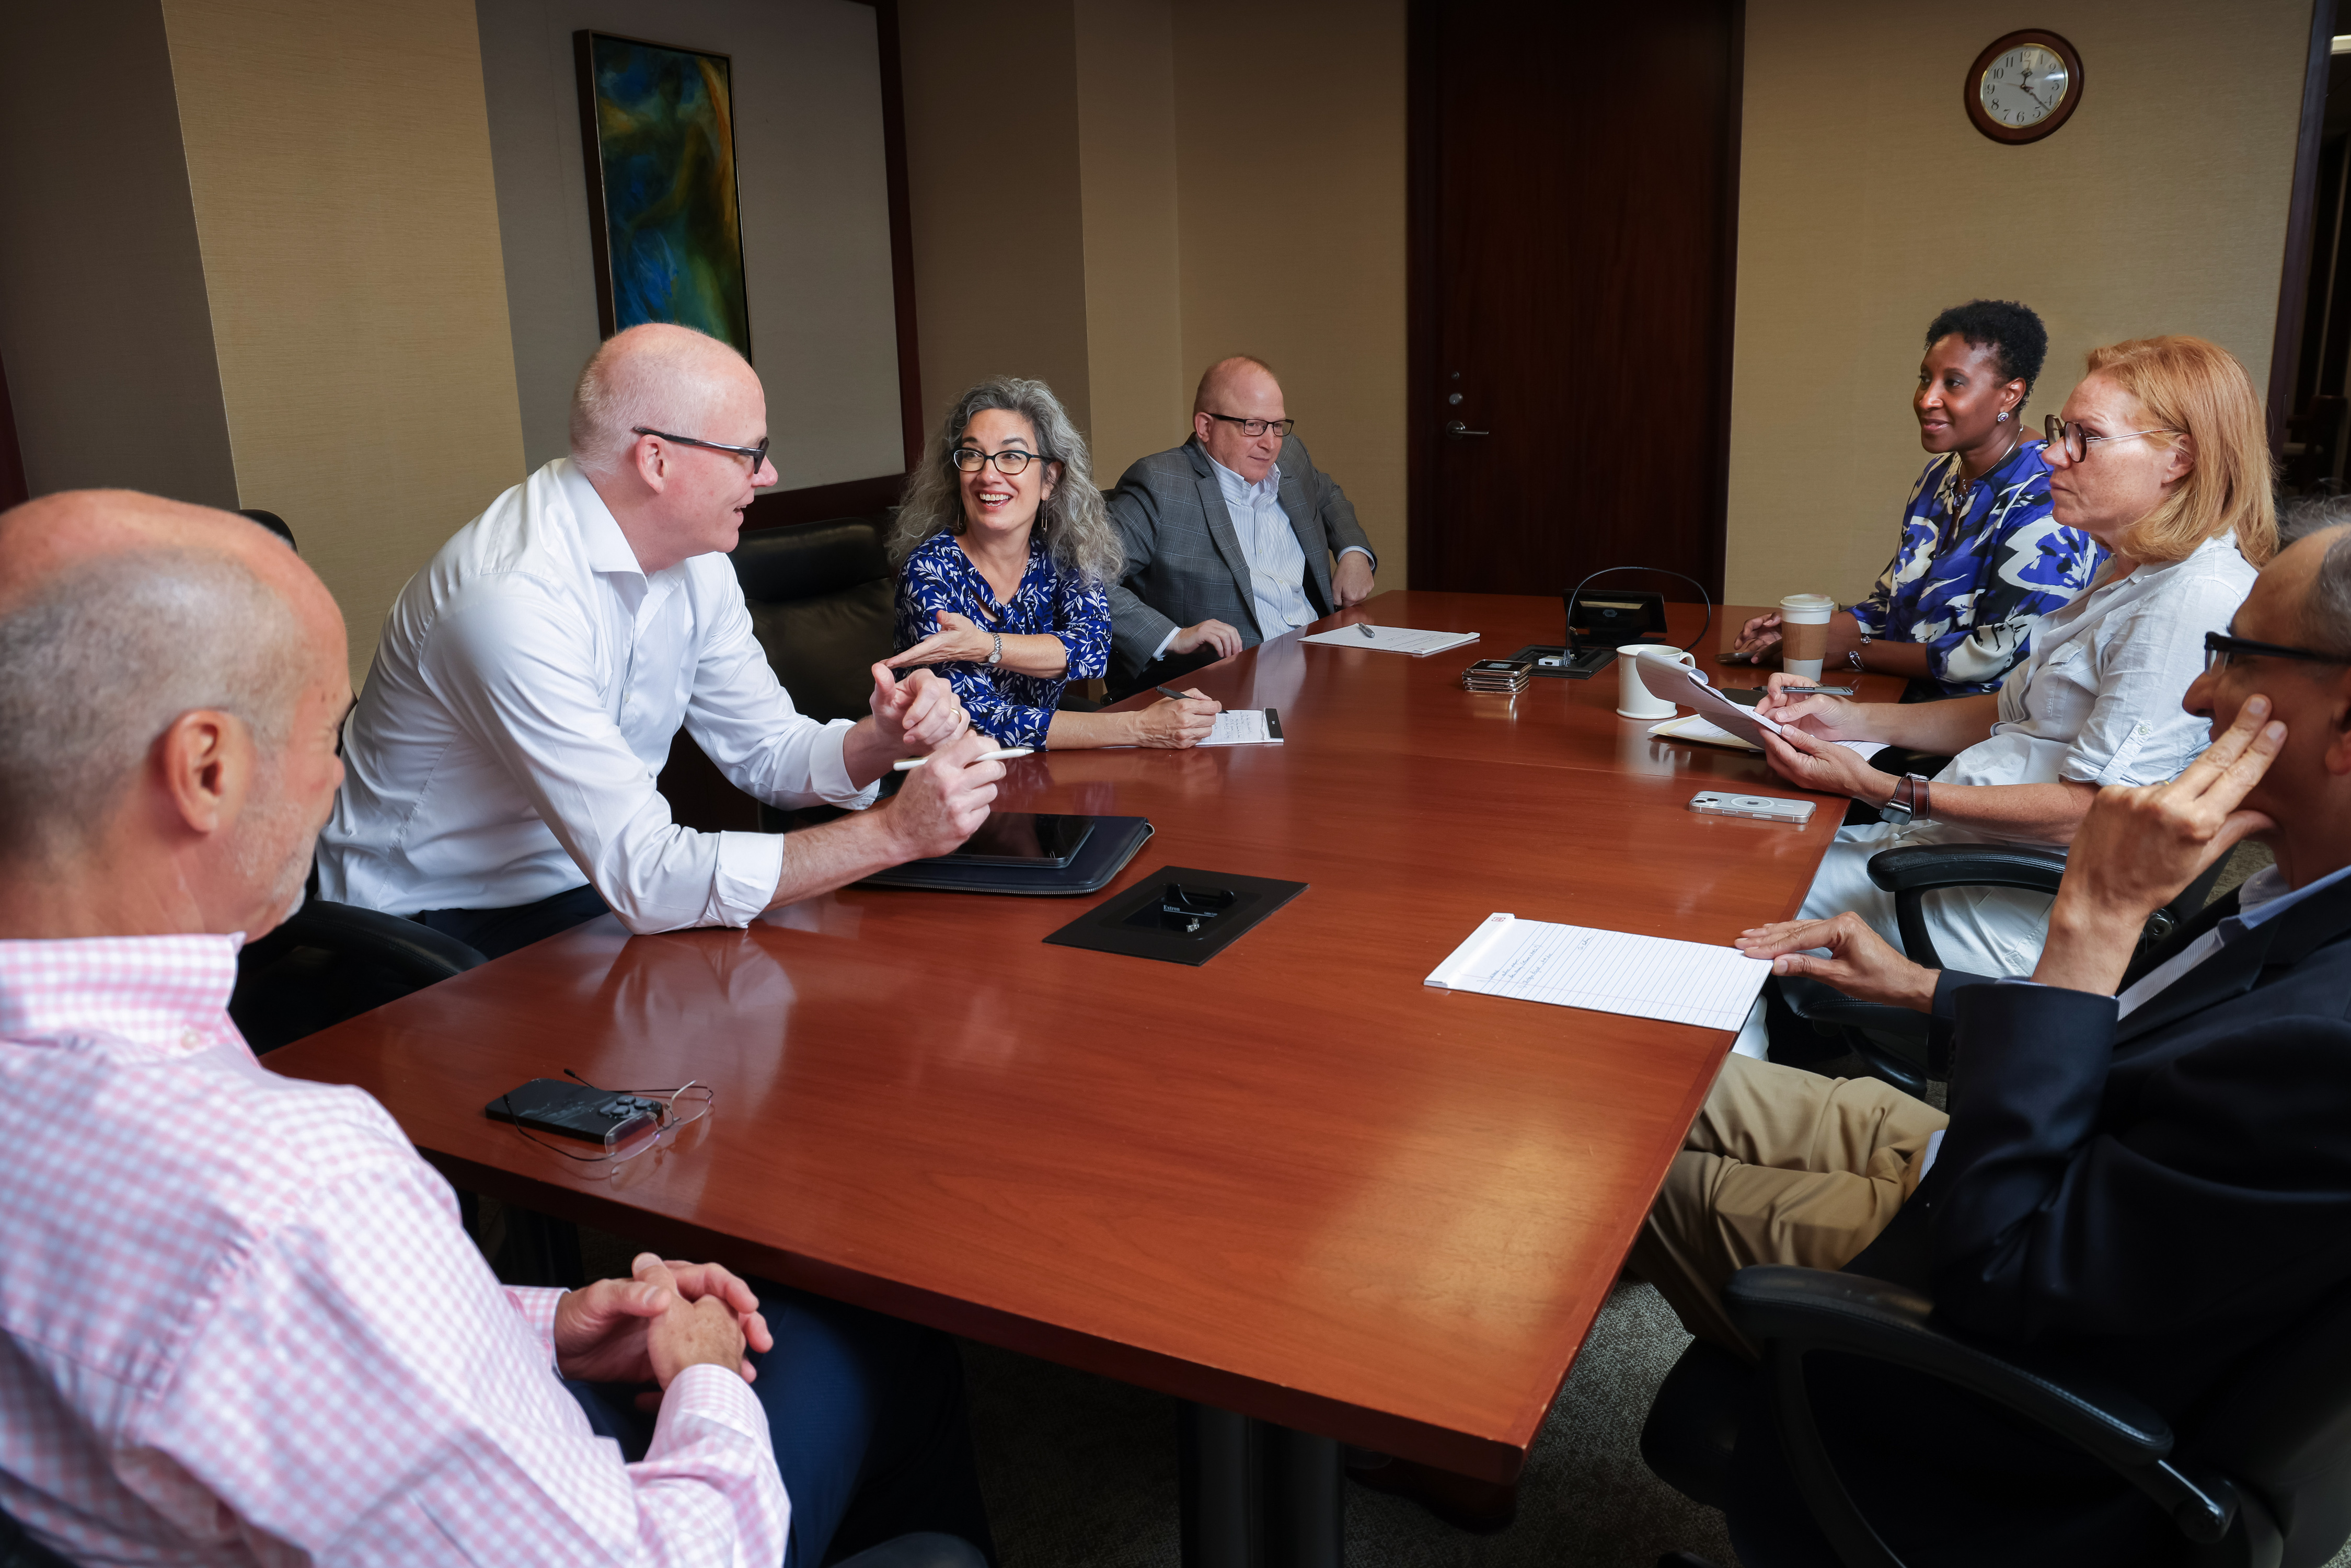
[2042,415,2181,464]
[1203,413,1296,439]
[2203,630,2351,674]
[632,426,773,475]
[952,446,1051,475]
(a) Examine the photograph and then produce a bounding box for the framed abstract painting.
[573,30,752,357]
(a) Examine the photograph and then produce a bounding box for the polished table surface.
[271,591,1898,1483]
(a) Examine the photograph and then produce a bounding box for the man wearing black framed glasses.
[319,324,999,958]
[1101,355,1378,695]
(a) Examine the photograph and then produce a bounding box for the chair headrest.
[732,517,891,603]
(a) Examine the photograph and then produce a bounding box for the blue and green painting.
[586,34,751,355]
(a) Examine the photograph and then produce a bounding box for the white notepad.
[1197,708,1283,746]
[1649,712,1885,761]
[1299,624,1479,656]
[1425,913,1772,1032]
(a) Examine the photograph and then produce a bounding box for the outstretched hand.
[2035,694,2285,996]
[1734,911,1938,1012]
[886,610,996,671]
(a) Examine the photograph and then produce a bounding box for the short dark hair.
[1924,299,2048,398]
[2278,492,2351,548]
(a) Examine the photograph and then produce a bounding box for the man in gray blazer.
[1104,356,1377,693]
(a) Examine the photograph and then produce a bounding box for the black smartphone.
[486,1078,662,1143]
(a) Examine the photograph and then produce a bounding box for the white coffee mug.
[1617,642,1695,719]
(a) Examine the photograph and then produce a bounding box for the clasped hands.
[554,1252,770,1409]
[1735,697,2287,1008]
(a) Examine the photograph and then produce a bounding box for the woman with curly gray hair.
[886,377,1219,749]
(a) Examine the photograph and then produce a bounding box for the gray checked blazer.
[1103,434,1375,684]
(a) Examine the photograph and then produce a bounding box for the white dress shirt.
[318,459,878,933]
[1940,532,2257,795]
[1148,455,1373,660]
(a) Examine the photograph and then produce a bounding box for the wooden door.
[1408,0,1741,603]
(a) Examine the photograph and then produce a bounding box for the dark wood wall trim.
[872,0,926,469]
[1706,0,1745,596]
[2271,0,2338,453]
[0,345,26,510]
[745,470,906,530]
[1403,0,1442,586]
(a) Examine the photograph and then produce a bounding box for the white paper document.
[1299,624,1479,656]
[1197,708,1284,746]
[1647,712,1884,761]
[1425,913,1772,1032]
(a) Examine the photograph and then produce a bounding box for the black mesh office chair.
[229,900,486,1052]
[1642,1265,2351,1568]
[1781,844,2233,1096]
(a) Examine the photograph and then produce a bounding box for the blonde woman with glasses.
[1733,336,2275,1051]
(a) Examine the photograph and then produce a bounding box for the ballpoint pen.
[1359,622,1376,639]
[1155,684,1198,701]
[893,746,1032,770]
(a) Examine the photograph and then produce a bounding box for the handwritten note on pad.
[1425,913,1771,1031]
[1197,708,1283,746]
[1299,625,1479,656]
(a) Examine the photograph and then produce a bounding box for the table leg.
[1179,1405,1345,1568]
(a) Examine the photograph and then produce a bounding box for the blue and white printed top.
[894,529,1111,749]
[1848,439,2105,696]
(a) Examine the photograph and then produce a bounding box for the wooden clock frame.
[1965,29,2084,145]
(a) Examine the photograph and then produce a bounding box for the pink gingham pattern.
[0,935,789,1566]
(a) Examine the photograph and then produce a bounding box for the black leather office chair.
[1641,1265,2351,1568]
[238,508,295,549]
[732,514,899,723]
[229,900,486,1052]
[1781,844,2233,1096]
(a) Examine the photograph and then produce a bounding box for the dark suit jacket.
[1731,877,2351,1567]
[1102,435,1374,684]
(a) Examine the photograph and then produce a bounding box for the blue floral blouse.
[894,530,1111,748]
[1848,439,2105,696]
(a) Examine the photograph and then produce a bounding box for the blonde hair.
[2082,336,2277,567]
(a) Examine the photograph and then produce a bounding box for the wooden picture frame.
[574,30,753,358]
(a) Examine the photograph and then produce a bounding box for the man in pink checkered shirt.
[0,492,989,1568]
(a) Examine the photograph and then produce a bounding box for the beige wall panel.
[476,0,903,485]
[1727,0,2311,608]
[1171,0,1408,583]
[162,0,526,688]
[898,0,1093,443]
[0,0,237,508]
[1073,0,1185,482]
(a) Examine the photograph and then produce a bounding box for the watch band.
[987,631,1004,666]
[1877,772,1929,828]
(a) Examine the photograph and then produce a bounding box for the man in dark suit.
[1634,522,2351,1565]
[1103,356,1377,694]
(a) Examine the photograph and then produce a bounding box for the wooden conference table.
[272,591,1897,1563]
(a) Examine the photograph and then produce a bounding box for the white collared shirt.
[317,459,877,933]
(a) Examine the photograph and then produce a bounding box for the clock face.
[1978,44,2069,130]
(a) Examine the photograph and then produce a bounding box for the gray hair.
[2309,525,2351,659]
[2278,492,2351,548]
[0,549,305,859]
[889,378,1121,586]
[569,323,746,478]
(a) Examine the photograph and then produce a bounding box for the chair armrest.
[1865,844,2069,970]
[1864,843,2070,896]
[277,902,488,986]
[1725,1267,2240,1546]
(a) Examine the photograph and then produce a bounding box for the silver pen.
[1359,622,1376,639]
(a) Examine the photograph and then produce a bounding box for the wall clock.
[1965,30,2083,144]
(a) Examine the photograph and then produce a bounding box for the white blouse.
[1939,531,2257,796]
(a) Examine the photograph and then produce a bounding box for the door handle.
[1445,420,1490,437]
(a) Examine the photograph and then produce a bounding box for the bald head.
[1193,355,1280,418]
[1191,356,1288,485]
[0,491,344,891]
[570,323,758,478]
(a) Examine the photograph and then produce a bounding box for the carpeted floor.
[961,1281,1739,1568]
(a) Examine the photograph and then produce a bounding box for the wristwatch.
[986,631,1004,667]
[1877,773,1932,828]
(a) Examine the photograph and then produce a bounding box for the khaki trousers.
[1628,1054,1949,1355]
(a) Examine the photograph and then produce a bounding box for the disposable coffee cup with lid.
[1779,593,1835,682]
